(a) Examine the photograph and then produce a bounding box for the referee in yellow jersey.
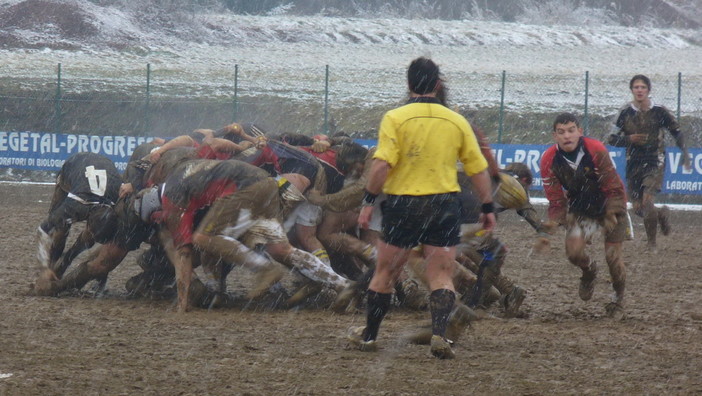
[348,57,496,359]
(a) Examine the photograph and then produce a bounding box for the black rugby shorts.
[381,193,462,249]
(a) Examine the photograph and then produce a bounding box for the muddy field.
[0,182,701,395]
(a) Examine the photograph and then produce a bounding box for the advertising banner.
[354,139,702,195]
[1,132,700,194]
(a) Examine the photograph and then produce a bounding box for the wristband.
[481,202,495,214]
[362,190,378,207]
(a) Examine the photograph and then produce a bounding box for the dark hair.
[335,142,369,175]
[553,112,580,131]
[407,57,441,95]
[189,130,207,144]
[503,163,533,186]
[629,74,651,90]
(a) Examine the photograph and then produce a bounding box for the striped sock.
[312,248,331,266]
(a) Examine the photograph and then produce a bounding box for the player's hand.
[142,151,161,164]
[311,139,331,153]
[305,188,325,206]
[119,183,134,199]
[255,136,268,149]
[239,140,254,150]
[628,134,648,145]
[358,205,373,229]
[479,212,496,232]
[683,156,692,172]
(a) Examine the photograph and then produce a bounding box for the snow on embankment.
[1,0,701,51]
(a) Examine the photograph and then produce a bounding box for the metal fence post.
[324,64,329,134]
[233,64,239,122]
[677,72,682,121]
[144,63,151,135]
[55,63,62,134]
[498,70,506,144]
[584,71,590,135]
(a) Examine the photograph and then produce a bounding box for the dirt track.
[1,183,701,395]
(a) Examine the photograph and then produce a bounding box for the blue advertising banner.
[0,132,154,173]
[1,132,700,194]
[353,138,702,195]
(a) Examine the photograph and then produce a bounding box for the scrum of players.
[30,120,590,345]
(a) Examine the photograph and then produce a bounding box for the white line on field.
[1,181,701,211]
[530,198,702,211]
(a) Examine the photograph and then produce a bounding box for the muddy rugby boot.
[578,262,598,301]
[405,304,479,345]
[188,278,209,308]
[285,280,323,308]
[658,205,671,236]
[329,281,358,313]
[33,268,59,296]
[347,326,378,352]
[500,285,527,317]
[430,335,455,360]
[605,302,626,321]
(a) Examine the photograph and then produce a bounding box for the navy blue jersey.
[58,152,121,205]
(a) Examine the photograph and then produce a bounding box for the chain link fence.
[1,63,701,147]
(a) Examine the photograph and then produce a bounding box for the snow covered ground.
[2,1,702,114]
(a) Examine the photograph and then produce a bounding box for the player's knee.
[191,232,209,248]
[266,242,293,261]
[566,248,588,266]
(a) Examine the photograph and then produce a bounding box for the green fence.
[1,63,701,146]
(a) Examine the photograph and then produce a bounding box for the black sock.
[429,289,456,338]
[364,290,391,342]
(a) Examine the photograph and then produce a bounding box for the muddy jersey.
[57,152,121,205]
[610,102,687,172]
[123,142,160,191]
[162,159,269,209]
[144,147,198,187]
[161,159,271,246]
[236,140,327,192]
[309,147,375,212]
[277,133,344,194]
[541,137,626,222]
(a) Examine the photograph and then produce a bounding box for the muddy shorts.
[626,158,664,202]
[381,193,462,249]
[566,212,627,244]
[282,201,323,233]
[197,178,283,239]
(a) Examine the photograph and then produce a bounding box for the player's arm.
[662,108,691,168]
[357,159,389,229]
[202,136,253,154]
[540,150,568,225]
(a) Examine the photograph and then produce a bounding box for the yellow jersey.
[373,98,487,196]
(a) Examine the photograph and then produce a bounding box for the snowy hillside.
[1,0,702,114]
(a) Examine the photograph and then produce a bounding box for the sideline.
[3,180,701,212]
